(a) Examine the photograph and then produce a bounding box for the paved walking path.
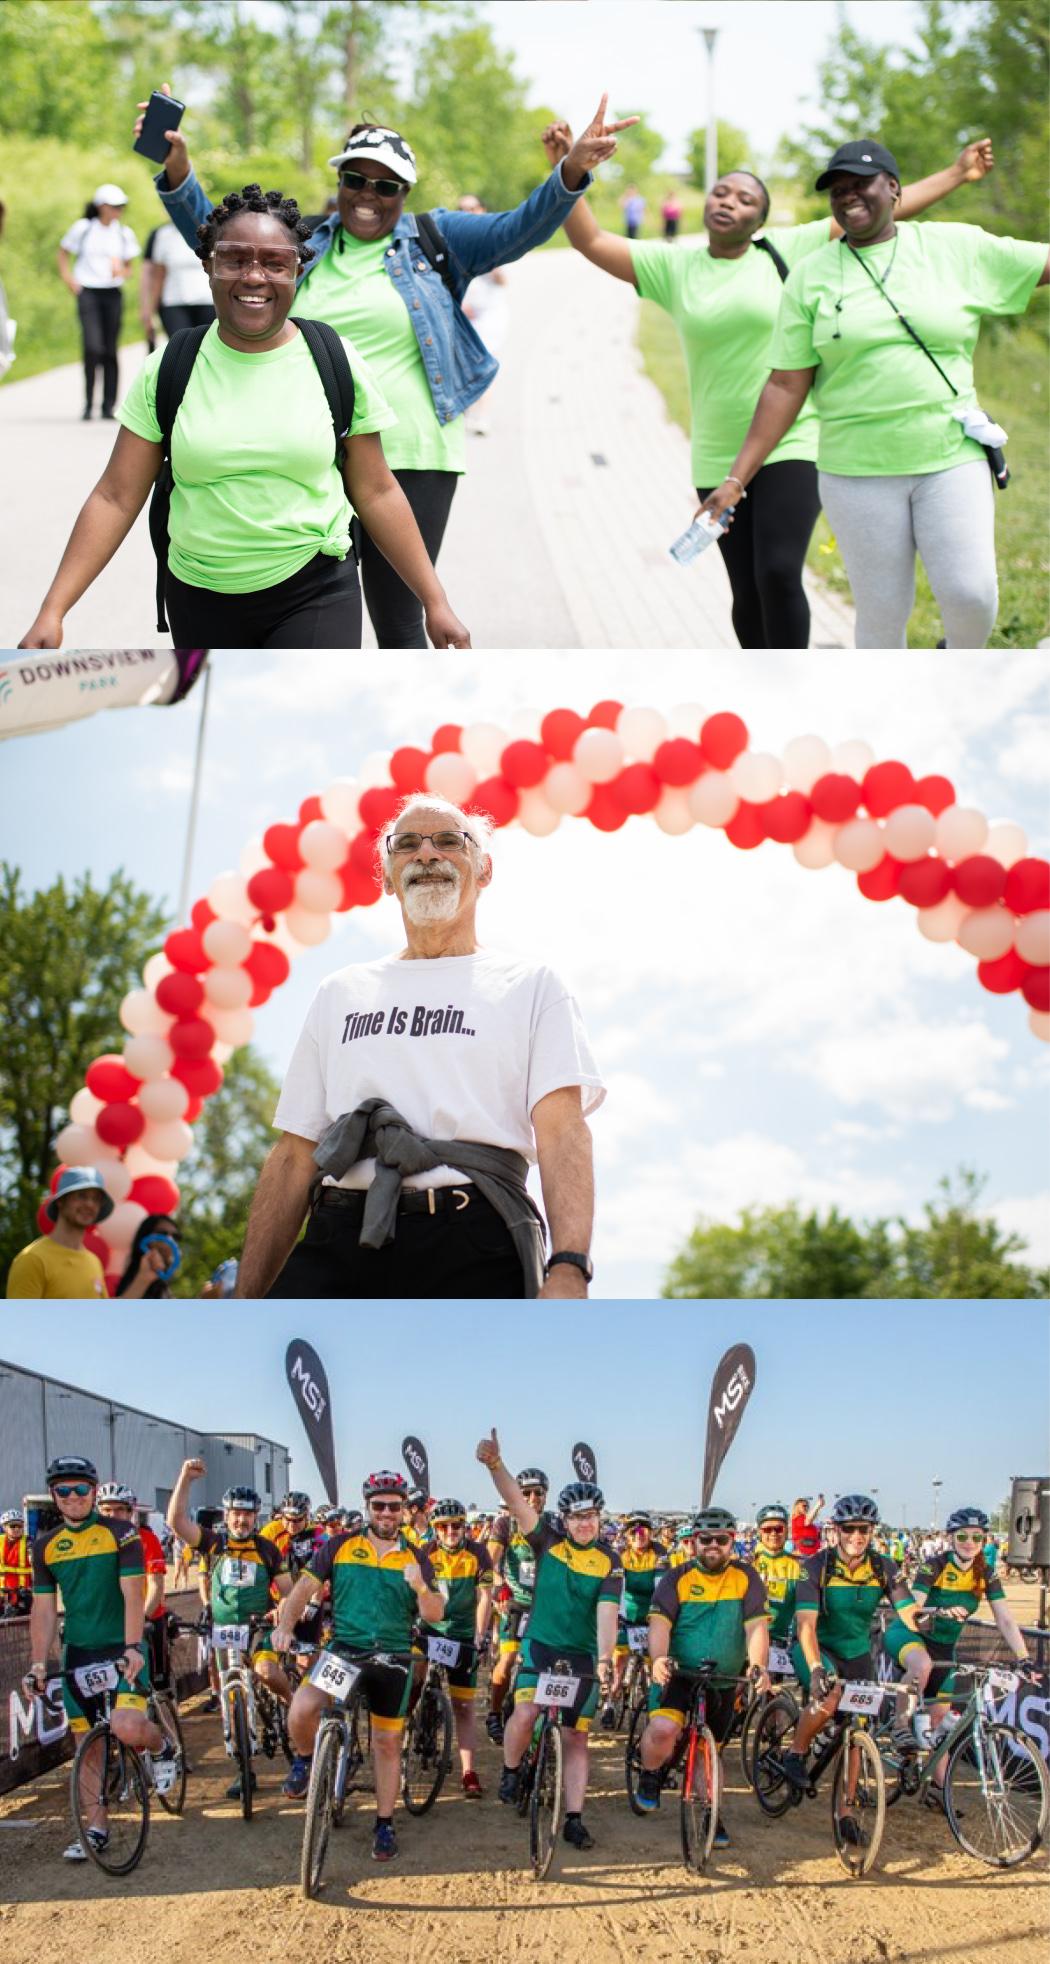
[1,243,853,649]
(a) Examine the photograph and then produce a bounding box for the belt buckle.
[453,1188,470,1212]
[427,1188,436,1216]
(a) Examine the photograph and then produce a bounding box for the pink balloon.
[573,727,623,784]
[882,804,937,862]
[956,907,1015,961]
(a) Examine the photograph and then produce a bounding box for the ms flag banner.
[285,1340,338,1505]
[402,1437,430,1497]
[701,1345,757,1507]
[572,1442,598,1484]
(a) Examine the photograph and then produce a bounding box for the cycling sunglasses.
[340,168,405,199]
[369,1499,404,1513]
[697,1532,734,1548]
[52,1482,94,1498]
[952,1530,985,1544]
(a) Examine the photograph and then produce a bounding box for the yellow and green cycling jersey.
[650,1558,768,1677]
[306,1531,435,1653]
[752,1547,804,1642]
[32,1512,143,1650]
[421,1536,493,1644]
[621,1542,669,1624]
[523,1518,623,1656]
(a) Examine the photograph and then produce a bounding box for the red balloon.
[1021,967,1050,1013]
[913,774,956,816]
[83,1228,109,1263]
[105,1276,119,1298]
[129,1175,180,1216]
[953,854,1006,908]
[857,856,903,901]
[164,927,209,974]
[700,712,749,770]
[725,802,766,850]
[191,898,217,934]
[862,760,915,817]
[168,1016,216,1060]
[1003,857,1050,916]
[357,785,403,833]
[183,1094,204,1123]
[299,794,324,825]
[652,738,704,786]
[389,746,431,792]
[585,784,628,831]
[85,1053,142,1103]
[472,776,520,826]
[977,949,1026,994]
[341,864,382,908]
[610,762,661,815]
[263,822,305,870]
[155,970,206,1016]
[587,700,624,731]
[247,866,295,915]
[809,773,862,823]
[540,709,586,760]
[760,791,812,844]
[897,857,953,907]
[37,1201,55,1236]
[245,941,290,991]
[500,739,549,789]
[96,1100,146,1148]
[344,829,378,876]
[172,1054,224,1097]
[430,723,462,754]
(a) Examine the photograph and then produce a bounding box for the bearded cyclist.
[485,1465,548,1744]
[416,1496,494,1796]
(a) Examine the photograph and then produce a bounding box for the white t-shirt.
[146,223,213,308]
[60,216,140,288]
[273,949,606,1190]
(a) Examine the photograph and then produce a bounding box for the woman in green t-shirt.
[20,187,469,651]
[546,123,994,647]
[700,140,1049,648]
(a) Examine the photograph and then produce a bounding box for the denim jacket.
[155,160,592,424]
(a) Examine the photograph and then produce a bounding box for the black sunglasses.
[340,168,405,199]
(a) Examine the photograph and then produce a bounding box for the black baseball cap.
[815,140,901,191]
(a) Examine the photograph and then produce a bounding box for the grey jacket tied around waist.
[313,1098,547,1297]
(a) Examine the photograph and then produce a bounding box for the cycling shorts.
[648,1672,738,1740]
[883,1620,959,1696]
[414,1634,478,1702]
[328,1643,413,1732]
[62,1642,150,1734]
[791,1642,873,1695]
[514,1638,597,1732]
[498,1603,531,1654]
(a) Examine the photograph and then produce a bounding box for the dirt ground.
[1,1582,1046,1964]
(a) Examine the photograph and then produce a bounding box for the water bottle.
[210,1258,239,1297]
[669,509,733,565]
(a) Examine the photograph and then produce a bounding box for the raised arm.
[540,119,637,283]
[19,428,163,649]
[476,1429,536,1537]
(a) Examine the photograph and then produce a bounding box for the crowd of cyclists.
[7,1445,1044,1878]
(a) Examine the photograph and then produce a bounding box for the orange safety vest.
[1,1533,31,1594]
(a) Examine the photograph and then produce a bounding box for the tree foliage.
[685,119,755,192]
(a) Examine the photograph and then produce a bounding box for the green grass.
[637,287,1050,648]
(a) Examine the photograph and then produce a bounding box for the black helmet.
[430,1497,467,1523]
[625,1511,653,1531]
[517,1467,548,1493]
[344,1508,364,1532]
[946,1506,989,1535]
[280,1490,311,1515]
[47,1455,98,1486]
[831,1493,879,1527]
[362,1469,409,1501]
[222,1485,261,1511]
[694,1507,736,1535]
[756,1504,789,1527]
[558,1480,603,1516]
[407,1486,428,1509]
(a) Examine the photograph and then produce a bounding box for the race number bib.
[73,1660,120,1698]
[534,1670,580,1708]
[627,1625,649,1653]
[426,1635,461,1668]
[213,1624,251,1653]
[837,1680,884,1715]
[769,1642,793,1675]
[984,1667,1020,1698]
[220,1558,256,1587]
[518,1561,536,1589]
[309,1651,361,1702]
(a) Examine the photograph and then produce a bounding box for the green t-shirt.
[33,1513,143,1651]
[307,1530,435,1653]
[797,1549,908,1659]
[294,232,465,474]
[523,1518,622,1657]
[771,220,1047,477]
[650,1558,768,1676]
[631,219,828,483]
[621,1542,669,1624]
[118,322,396,593]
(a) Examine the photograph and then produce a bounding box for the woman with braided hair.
[20,185,469,650]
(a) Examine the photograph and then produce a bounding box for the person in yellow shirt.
[6,1166,111,1299]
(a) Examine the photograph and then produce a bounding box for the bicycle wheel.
[345,1698,372,1797]
[529,1722,564,1880]
[831,1727,885,1878]
[625,1702,648,1815]
[680,1723,720,1872]
[301,1718,341,1899]
[943,1720,1050,1868]
[401,1681,453,1815]
[228,1685,253,1822]
[71,1725,150,1876]
[627,1659,650,1722]
[152,1694,187,1815]
[751,1692,799,1818]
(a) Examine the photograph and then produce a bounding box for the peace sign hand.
[563,94,641,190]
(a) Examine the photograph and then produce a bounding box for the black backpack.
[754,234,790,283]
[148,316,356,633]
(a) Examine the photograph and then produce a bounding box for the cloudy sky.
[2,650,1047,1299]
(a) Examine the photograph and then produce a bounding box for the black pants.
[165,550,362,648]
[159,301,215,337]
[267,1190,526,1300]
[696,458,821,648]
[354,468,458,648]
[77,287,122,413]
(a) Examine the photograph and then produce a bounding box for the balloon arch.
[44,700,1049,1291]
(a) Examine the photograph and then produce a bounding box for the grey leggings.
[818,458,997,648]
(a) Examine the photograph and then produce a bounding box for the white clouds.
[992,1194,1050,1266]
[805,1014,1011,1122]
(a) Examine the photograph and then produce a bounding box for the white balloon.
[202,918,252,966]
[123,1033,176,1081]
[321,778,361,831]
[793,821,838,869]
[687,772,738,827]
[258,915,308,960]
[202,964,254,1009]
[424,751,478,802]
[122,1144,180,1181]
[137,1077,190,1123]
[916,894,969,942]
[543,762,591,815]
[831,738,875,777]
[667,701,706,739]
[69,1087,104,1126]
[1028,1009,1050,1044]
[212,1040,235,1063]
[207,871,255,926]
[1015,910,1050,966]
[935,805,988,862]
[956,907,1015,961]
[832,816,885,873]
[284,905,332,946]
[616,706,668,761]
[517,789,561,836]
[729,750,782,802]
[294,868,343,914]
[54,1121,101,1165]
[207,1004,255,1047]
[460,722,508,775]
[781,734,831,793]
[98,1159,133,1204]
[573,727,623,784]
[142,951,174,991]
[119,988,172,1037]
[101,1201,148,1250]
[653,788,694,835]
[238,834,270,878]
[141,1118,194,1163]
[883,803,936,862]
[299,819,350,872]
[984,821,1028,869]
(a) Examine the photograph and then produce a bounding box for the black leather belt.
[318,1184,474,1217]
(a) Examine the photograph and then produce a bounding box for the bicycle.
[402,1635,456,1814]
[751,1673,887,1877]
[210,1614,291,1820]
[514,1658,598,1880]
[66,1663,152,1877]
[300,1648,405,1900]
[604,1625,651,1731]
[624,1661,723,1872]
[738,1640,799,1789]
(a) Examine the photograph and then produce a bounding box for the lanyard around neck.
[840,234,959,398]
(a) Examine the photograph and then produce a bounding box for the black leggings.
[164,550,362,648]
[77,287,122,413]
[696,458,821,648]
[354,467,458,648]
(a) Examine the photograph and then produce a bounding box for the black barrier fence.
[0,1591,208,1797]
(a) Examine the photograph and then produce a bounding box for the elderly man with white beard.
[236,795,605,1300]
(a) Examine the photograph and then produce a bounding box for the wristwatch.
[545,1250,593,1284]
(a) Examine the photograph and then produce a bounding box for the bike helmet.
[946,1506,990,1534]
[675,1521,697,1542]
[625,1511,653,1531]
[97,1482,135,1506]
[46,1455,98,1486]
[280,1491,311,1516]
[756,1504,789,1527]
[1,1509,23,1529]
[222,1486,261,1512]
[407,1486,428,1509]
[362,1469,409,1501]
[830,1493,879,1526]
[343,1509,364,1532]
[558,1480,604,1516]
[693,1507,736,1535]
[517,1467,548,1493]
[314,1505,336,1523]
[430,1497,467,1523]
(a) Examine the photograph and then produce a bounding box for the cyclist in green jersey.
[602,1512,668,1726]
[416,1497,494,1796]
[485,1465,548,1743]
[26,1454,172,1862]
[477,1429,622,1851]
[751,1504,804,1646]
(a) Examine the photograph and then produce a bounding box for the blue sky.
[1,1302,1045,1521]
[2,650,1048,1299]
